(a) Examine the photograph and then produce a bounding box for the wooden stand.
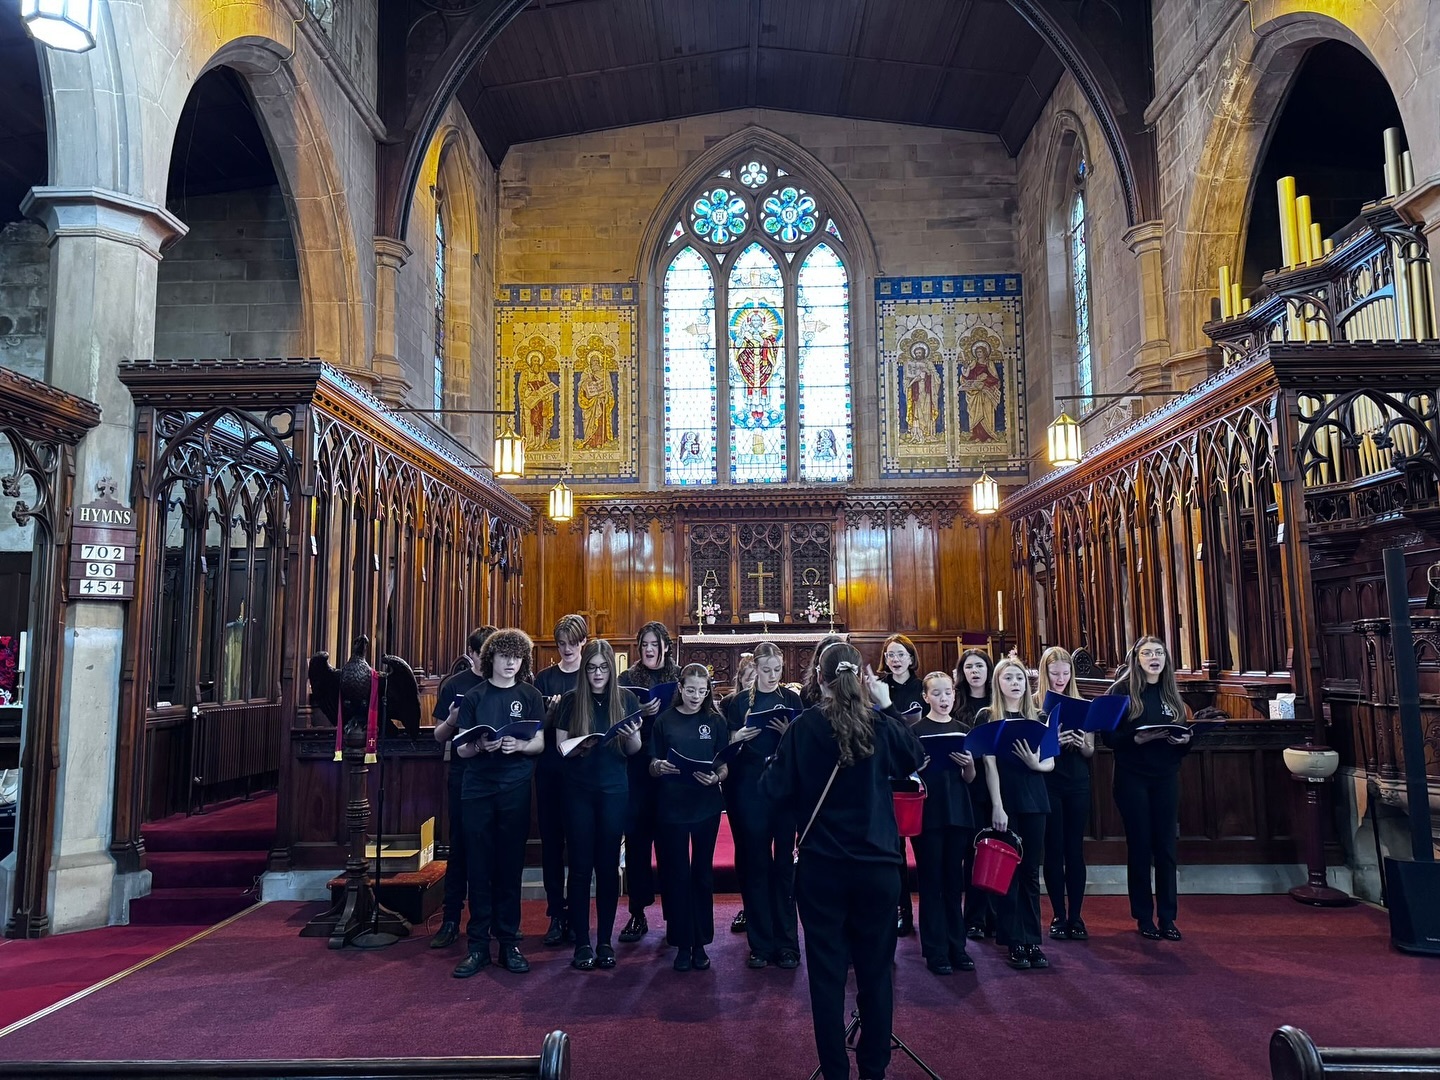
[300,722,410,947]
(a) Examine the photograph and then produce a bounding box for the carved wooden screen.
[686,518,833,622]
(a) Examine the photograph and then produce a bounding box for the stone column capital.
[373,235,414,269]
[20,187,187,260]
[1395,177,1440,238]
[1122,219,1165,256]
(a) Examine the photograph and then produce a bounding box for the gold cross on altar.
[746,562,775,608]
[575,607,610,634]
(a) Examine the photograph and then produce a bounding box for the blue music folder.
[666,741,743,780]
[453,719,541,748]
[1044,692,1128,733]
[965,717,1061,761]
[632,682,679,711]
[918,731,971,770]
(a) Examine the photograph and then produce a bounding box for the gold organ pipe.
[1383,128,1403,198]
[1311,223,1324,261]
[1278,176,1300,268]
[1297,195,1314,263]
[1402,150,1416,193]
[1219,265,1233,319]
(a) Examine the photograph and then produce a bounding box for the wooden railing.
[190,702,283,811]
[4,1032,571,1080]
[1271,1025,1440,1079]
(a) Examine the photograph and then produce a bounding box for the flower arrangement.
[802,591,830,622]
[0,636,17,705]
[701,591,723,621]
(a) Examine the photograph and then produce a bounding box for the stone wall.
[153,187,303,360]
[0,221,49,383]
[1014,74,1139,469]
[498,108,1019,282]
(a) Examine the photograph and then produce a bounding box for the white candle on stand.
[996,590,1004,633]
[829,582,835,617]
[17,631,27,673]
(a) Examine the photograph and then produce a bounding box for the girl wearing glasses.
[553,639,643,970]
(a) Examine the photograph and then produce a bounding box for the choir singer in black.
[760,642,924,1080]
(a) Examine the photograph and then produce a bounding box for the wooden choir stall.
[108,359,529,900]
[1006,198,1440,870]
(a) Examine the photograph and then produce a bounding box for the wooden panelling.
[521,490,1008,662]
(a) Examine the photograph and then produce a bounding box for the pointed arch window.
[433,202,446,417]
[660,156,852,484]
[1069,166,1094,411]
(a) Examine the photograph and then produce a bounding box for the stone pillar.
[17,187,185,933]
[1123,220,1171,392]
[371,236,413,406]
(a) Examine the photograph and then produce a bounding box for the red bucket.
[972,829,1023,894]
[892,780,926,838]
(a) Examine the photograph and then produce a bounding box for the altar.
[677,628,847,685]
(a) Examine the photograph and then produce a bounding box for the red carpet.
[0,894,1433,1078]
[0,922,208,1031]
[130,793,276,925]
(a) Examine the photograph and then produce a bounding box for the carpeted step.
[146,850,268,890]
[141,793,278,854]
[128,888,257,926]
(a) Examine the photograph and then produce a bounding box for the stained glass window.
[660,153,852,486]
[729,243,786,483]
[663,247,718,485]
[1070,187,1094,410]
[433,205,446,415]
[797,244,852,481]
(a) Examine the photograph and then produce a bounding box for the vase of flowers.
[802,591,830,624]
[701,596,722,625]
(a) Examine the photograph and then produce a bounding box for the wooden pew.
[1271,1026,1440,1079]
[2,1031,570,1080]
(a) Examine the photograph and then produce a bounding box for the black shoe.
[452,949,490,978]
[1160,922,1183,941]
[1027,945,1050,969]
[596,944,617,969]
[966,925,986,942]
[926,956,953,975]
[691,946,711,970]
[543,917,567,947]
[747,951,769,969]
[619,914,648,943]
[501,945,530,973]
[1067,918,1088,940]
[952,951,975,972]
[776,949,801,970]
[1006,945,1031,970]
[429,921,460,949]
[731,909,747,933]
[1138,920,1162,940]
[673,949,692,972]
[1049,916,1069,940]
[571,945,596,971]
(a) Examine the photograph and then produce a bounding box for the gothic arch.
[636,126,881,485]
[424,125,485,437]
[1173,11,1415,355]
[1039,112,1094,407]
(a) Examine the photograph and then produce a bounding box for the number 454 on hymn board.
[67,489,138,602]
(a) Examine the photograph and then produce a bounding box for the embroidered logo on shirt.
[511,699,524,716]
[699,724,712,740]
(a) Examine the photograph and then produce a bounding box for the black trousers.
[535,765,568,919]
[655,813,721,950]
[442,765,468,924]
[795,855,901,1080]
[732,785,799,958]
[460,781,532,950]
[964,786,996,933]
[913,825,974,964]
[1113,769,1180,923]
[565,785,627,949]
[624,772,659,916]
[997,811,1046,948]
[1043,782,1090,923]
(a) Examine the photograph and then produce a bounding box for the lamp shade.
[1047,411,1082,468]
[21,0,97,52]
[493,420,526,479]
[972,471,1000,516]
[548,479,573,522]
